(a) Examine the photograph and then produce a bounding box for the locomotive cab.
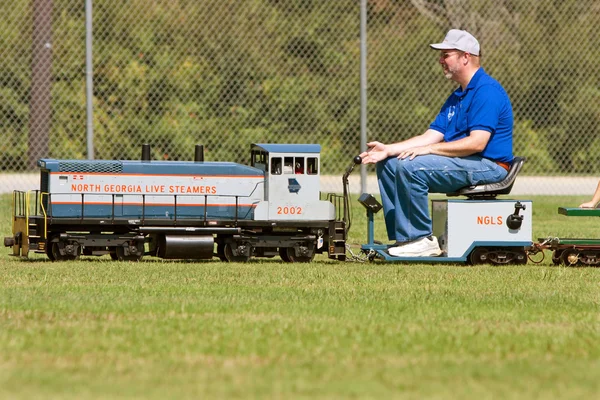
[250,144,335,221]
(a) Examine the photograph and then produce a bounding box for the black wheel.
[115,242,144,262]
[282,247,314,263]
[551,250,563,265]
[51,242,80,261]
[109,250,118,261]
[224,243,251,262]
[279,247,291,262]
[217,242,227,261]
[46,240,56,261]
[469,247,489,265]
[561,249,580,267]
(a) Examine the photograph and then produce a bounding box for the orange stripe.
[50,172,263,178]
[51,201,257,207]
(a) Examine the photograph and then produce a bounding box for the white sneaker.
[388,236,442,257]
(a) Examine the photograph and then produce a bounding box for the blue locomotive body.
[5,144,348,262]
[40,159,264,221]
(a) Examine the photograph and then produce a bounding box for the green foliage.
[513,120,556,174]
[1,0,600,174]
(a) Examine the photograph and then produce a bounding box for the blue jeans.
[376,155,508,242]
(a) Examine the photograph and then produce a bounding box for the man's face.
[438,50,463,80]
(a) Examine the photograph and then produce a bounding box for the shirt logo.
[447,106,456,121]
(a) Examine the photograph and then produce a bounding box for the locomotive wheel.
[281,247,314,263]
[216,243,227,261]
[223,243,251,262]
[115,242,144,262]
[561,249,581,267]
[109,250,118,261]
[51,242,80,261]
[46,240,56,261]
[279,247,291,262]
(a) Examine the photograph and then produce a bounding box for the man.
[360,29,514,257]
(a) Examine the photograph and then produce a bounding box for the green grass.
[1,193,599,399]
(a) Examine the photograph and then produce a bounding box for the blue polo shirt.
[429,68,513,163]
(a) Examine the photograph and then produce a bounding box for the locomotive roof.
[38,159,263,175]
[251,143,321,154]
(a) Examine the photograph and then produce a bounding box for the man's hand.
[398,145,432,160]
[359,141,388,164]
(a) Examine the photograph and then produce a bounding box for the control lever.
[507,201,525,230]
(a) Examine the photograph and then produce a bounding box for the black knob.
[506,214,523,230]
[353,155,362,165]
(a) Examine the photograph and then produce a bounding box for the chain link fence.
[1,0,600,194]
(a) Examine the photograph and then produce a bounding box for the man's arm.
[398,130,491,160]
[360,130,444,164]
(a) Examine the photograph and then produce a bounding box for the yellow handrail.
[25,191,30,237]
[11,191,16,235]
[40,192,49,239]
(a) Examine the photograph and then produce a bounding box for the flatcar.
[529,207,600,267]
[4,144,349,262]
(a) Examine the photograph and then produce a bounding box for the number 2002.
[277,206,302,215]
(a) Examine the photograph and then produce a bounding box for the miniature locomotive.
[4,144,348,262]
[5,144,596,266]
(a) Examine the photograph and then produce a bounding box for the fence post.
[359,0,368,194]
[85,0,95,159]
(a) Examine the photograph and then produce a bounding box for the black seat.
[446,157,526,200]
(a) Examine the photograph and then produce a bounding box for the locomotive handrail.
[174,195,178,224]
[13,191,26,218]
[11,191,17,235]
[33,190,40,217]
[111,194,115,224]
[25,191,30,238]
[203,196,208,225]
[40,192,49,240]
[80,193,85,221]
[47,191,253,225]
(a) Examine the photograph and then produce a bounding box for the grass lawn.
[1,193,599,399]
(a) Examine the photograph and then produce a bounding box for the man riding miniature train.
[360,29,514,257]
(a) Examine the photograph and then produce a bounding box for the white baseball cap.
[430,29,480,56]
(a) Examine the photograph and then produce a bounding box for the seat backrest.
[446,157,526,200]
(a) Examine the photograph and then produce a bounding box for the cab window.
[271,157,282,175]
[307,157,318,175]
[284,157,294,174]
[252,151,268,171]
[294,157,304,174]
